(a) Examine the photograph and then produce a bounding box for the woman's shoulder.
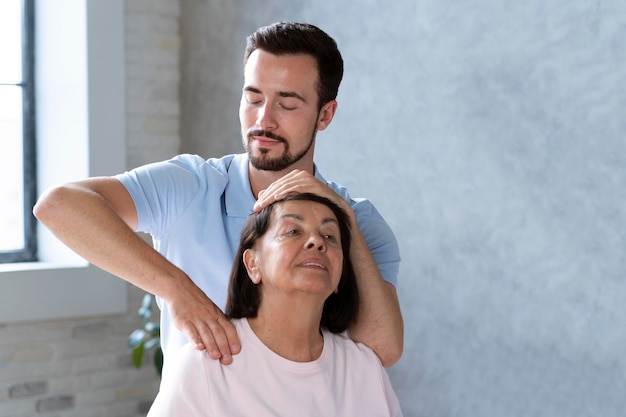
[164,343,212,376]
[324,331,384,367]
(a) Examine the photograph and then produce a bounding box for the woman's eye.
[323,234,337,242]
[286,229,300,236]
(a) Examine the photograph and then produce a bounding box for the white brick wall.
[0,1,180,415]
[125,0,181,168]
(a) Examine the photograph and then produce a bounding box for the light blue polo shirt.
[117,153,400,356]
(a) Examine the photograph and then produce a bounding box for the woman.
[148,193,402,416]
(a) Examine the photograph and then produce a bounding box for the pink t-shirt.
[148,318,403,416]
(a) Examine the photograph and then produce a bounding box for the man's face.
[239,50,335,172]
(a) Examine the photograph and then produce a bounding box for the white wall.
[180,1,626,416]
[3,1,622,415]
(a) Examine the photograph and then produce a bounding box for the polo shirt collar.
[224,153,327,217]
[224,154,256,217]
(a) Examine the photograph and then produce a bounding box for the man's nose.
[257,102,277,129]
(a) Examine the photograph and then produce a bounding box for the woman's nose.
[305,234,325,251]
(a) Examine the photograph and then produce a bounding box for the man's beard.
[246,129,317,172]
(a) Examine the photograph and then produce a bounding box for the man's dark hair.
[244,22,344,110]
[226,193,359,333]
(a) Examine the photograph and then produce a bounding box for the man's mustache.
[247,130,287,143]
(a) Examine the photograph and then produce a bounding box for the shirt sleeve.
[115,154,217,238]
[147,344,212,417]
[351,198,401,288]
[323,179,401,288]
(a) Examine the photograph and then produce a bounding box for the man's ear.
[243,249,262,284]
[316,100,338,132]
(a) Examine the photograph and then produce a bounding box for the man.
[34,22,403,367]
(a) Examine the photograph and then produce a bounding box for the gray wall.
[180,1,626,416]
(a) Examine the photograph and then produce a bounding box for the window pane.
[0,0,23,83]
[0,86,24,252]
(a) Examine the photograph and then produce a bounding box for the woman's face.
[244,200,343,298]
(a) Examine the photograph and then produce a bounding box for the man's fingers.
[180,320,209,352]
[254,170,324,212]
[254,185,287,212]
[169,285,241,363]
[185,317,241,365]
[194,321,222,359]
[206,318,233,364]
[222,318,241,354]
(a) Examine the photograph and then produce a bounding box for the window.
[0,0,36,263]
[0,0,127,323]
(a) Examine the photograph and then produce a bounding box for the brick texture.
[0,1,179,415]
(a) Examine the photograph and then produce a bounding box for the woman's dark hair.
[226,193,359,333]
[244,22,344,110]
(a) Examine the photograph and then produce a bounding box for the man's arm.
[254,170,404,366]
[343,222,404,367]
[33,177,240,363]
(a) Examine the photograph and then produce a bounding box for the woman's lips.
[297,258,328,270]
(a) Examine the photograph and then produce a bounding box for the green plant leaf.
[154,347,164,377]
[144,321,160,335]
[141,293,153,309]
[131,342,145,368]
[129,292,163,376]
[145,338,160,350]
[138,294,153,323]
[128,329,146,348]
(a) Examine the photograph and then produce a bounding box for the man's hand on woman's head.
[254,170,349,214]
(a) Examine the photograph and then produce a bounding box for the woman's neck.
[248,304,324,362]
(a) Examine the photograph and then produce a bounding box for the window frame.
[0,0,37,263]
[0,0,128,324]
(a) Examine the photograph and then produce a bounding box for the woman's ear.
[243,249,262,284]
